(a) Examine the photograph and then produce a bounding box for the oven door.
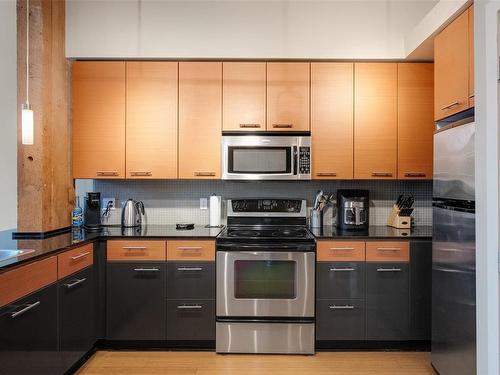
[222,136,298,180]
[216,250,315,318]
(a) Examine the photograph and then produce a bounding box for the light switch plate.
[102,198,115,210]
[200,197,208,210]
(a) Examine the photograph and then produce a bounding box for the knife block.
[387,205,412,229]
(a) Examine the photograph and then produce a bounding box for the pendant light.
[21,0,33,145]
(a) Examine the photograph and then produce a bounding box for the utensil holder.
[310,209,323,228]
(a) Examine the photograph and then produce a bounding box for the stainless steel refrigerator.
[432,120,476,375]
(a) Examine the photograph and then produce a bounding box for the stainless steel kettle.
[121,199,145,227]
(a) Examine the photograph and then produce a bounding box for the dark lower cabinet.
[317,262,365,299]
[107,262,166,340]
[58,266,95,373]
[316,299,365,340]
[166,299,215,341]
[410,241,432,340]
[166,262,215,299]
[0,284,60,375]
[366,262,410,340]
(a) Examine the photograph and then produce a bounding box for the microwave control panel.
[299,147,310,174]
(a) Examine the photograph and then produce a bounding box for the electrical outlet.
[102,198,115,210]
[200,197,208,210]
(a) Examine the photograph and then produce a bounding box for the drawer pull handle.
[272,124,293,129]
[469,94,475,99]
[377,268,402,272]
[194,171,216,177]
[371,172,393,177]
[11,301,41,318]
[330,247,355,251]
[329,267,355,272]
[404,172,426,177]
[377,247,401,252]
[134,268,160,272]
[71,251,91,260]
[177,267,203,271]
[441,101,460,111]
[177,305,203,309]
[123,246,147,250]
[316,172,337,177]
[96,171,118,177]
[329,305,354,310]
[64,278,87,289]
[177,246,203,251]
[130,171,152,177]
[239,123,261,128]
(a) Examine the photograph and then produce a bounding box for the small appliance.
[336,189,369,231]
[83,192,102,231]
[221,135,311,180]
[121,199,145,227]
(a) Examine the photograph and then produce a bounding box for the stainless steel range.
[216,199,315,354]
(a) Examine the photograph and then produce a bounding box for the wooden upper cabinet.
[434,10,469,120]
[311,63,354,179]
[223,62,266,131]
[178,62,222,179]
[354,63,397,179]
[398,63,434,180]
[126,62,178,179]
[72,61,126,178]
[468,5,474,107]
[267,62,310,131]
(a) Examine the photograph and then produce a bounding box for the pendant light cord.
[26,0,29,105]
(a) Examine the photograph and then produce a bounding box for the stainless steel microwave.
[221,135,311,180]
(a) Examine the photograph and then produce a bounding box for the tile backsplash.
[76,180,433,227]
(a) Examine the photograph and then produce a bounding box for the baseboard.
[315,340,431,351]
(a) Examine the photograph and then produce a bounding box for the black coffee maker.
[336,190,369,231]
[84,192,102,231]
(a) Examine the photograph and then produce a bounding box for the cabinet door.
[267,62,310,131]
[311,63,354,179]
[434,11,469,120]
[166,299,215,341]
[468,5,474,107]
[179,62,222,179]
[106,262,166,340]
[166,262,215,299]
[317,262,365,299]
[366,262,409,340]
[72,61,126,178]
[126,62,178,179]
[354,63,397,179]
[0,284,60,375]
[398,63,434,180]
[316,299,365,341]
[223,62,266,131]
[410,241,432,341]
[58,266,95,373]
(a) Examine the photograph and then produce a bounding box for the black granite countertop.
[309,225,432,240]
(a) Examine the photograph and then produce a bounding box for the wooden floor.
[77,351,436,375]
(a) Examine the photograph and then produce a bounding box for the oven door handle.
[217,243,315,252]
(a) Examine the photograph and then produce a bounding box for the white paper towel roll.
[209,195,222,227]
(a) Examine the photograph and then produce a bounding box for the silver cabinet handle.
[130,171,152,177]
[64,278,87,289]
[469,94,475,99]
[134,268,160,272]
[123,246,147,250]
[239,123,261,128]
[194,171,216,177]
[441,101,460,111]
[272,124,293,129]
[377,247,401,251]
[96,171,118,176]
[404,172,426,177]
[377,268,402,272]
[177,246,203,251]
[330,247,355,251]
[329,305,354,310]
[177,267,203,271]
[316,172,337,177]
[371,172,393,177]
[11,301,41,318]
[177,304,202,309]
[329,267,355,272]
[71,251,91,260]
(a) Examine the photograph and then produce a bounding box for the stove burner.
[228,230,260,237]
[272,229,306,238]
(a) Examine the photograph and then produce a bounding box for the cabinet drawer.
[58,243,94,279]
[167,240,215,261]
[366,241,409,262]
[0,256,57,308]
[316,299,365,340]
[166,299,215,341]
[166,262,215,299]
[317,262,365,299]
[107,240,166,261]
[317,241,365,262]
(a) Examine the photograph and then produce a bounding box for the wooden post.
[17,0,73,234]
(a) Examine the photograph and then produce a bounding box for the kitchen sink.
[0,249,36,262]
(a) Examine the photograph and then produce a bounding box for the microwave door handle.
[293,146,298,176]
